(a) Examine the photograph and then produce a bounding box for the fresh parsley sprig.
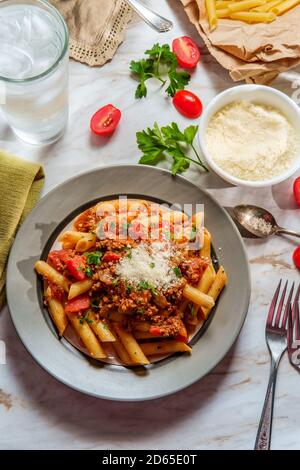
[130,43,190,99]
[137,122,208,175]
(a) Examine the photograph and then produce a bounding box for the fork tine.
[287,303,294,352]
[274,280,288,327]
[282,282,295,329]
[295,284,300,302]
[294,301,300,341]
[267,279,282,326]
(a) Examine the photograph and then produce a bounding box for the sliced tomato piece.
[49,282,65,302]
[294,176,300,207]
[173,90,203,119]
[102,252,121,262]
[172,36,200,69]
[149,325,163,337]
[47,249,73,272]
[65,294,90,313]
[65,255,87,281]
[293,246,300,269]
[90,104,121,136]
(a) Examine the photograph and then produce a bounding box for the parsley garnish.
[173,267,182,278]
[150,262,155,269]
[91,299,99,310]
[138,281,157,296]
[85,266,93,278]
[137,307,145,315]
[189,304,196,317]
[126,284,134,294]
[130,43,190,99]
[137,122,208,175]
[79,314,93,325]
[112,277,119,286]
[84,251,103,265]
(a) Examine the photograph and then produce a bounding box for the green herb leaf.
[137,307,145,315]
[189,304,196,317]
[85,266,93,278]
[138,281,157,296]
[91,299,99,310]
[126,284,134,294]
[84,251,103,265]
[166,68,190,97]
[150,262,155,269]
[173,267,182,278]
[112,277,119,286]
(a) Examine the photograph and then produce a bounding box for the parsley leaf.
[79,314,93,325]
[138,281,157,296]
[137,121,208,175]
[130,43,190,99]
[85,266,93,278]
[150,262,155,269]
[126,284,134,294]
[173,267,182,278]
[84,251,103,265]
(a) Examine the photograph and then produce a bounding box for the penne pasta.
[113,323,150,365]
[183,283,215,309]
[47,295,68,337]
[216,7,231,16]
[230,10,276,20]
[87,313,116,342]
[228,0,267,12]
[205,0,218,30]
[271,0,300,14]
[202,266,228,318]
[251,0,282,12]
[59,230,83,249]
[35,260,69,292]
[140,340,192,356]
[200,228,211,259]
[216,0,235,8]
[66,312,107,359]
[133,331,158,340]
[112,339,132,365]
[75,233,96,252]
[68,279,93,300]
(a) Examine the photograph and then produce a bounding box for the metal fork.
[254,280,294,450]
[287,286,300,370]
[125,0,173,33]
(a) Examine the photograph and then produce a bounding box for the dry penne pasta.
[35,261,69,292]
[271,0,300,14]
[67,312,107,359]
[87,313,116,342]
[216,0,235,8]
[251,0,282,12]
[230,10,276,20]
[228,0,267,12]
[113,323,150,365]
[202,266,228,318]
[205,0,218,29]
[216,7,231,17]
[140,341,192,356]
[183,284,215,309]
[68,279,93,300]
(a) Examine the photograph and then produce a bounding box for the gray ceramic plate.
[6,165,250,401]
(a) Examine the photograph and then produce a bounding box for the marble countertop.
[1,0,300,450]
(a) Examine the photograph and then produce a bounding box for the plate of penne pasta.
[7,165,250,400]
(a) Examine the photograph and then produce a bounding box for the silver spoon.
[125,0,173,33]
[233,204,300,239]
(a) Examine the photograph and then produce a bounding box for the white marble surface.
[1,0,300,450]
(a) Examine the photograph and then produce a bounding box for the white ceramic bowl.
[198,84,300,188]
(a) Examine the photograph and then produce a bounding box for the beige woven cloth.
[51,0,132,66]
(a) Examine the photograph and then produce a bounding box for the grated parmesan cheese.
[251,216,273,235]
[205,100,298,181]
[116,241,180,291]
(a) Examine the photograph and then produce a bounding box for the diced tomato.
[173,90,203,119]
[293,246,300,269]
[49,282,65,302]
[293,176,300,207]
[65,255,87,281]
[149,325,163,337]
[90,104,121,136]
[175,333,189,343]
[102,252,121,262]
[47,249,73,272]
[65,294,90,313]
[172,36,200,69]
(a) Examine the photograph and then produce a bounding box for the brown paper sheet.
[180,0,300,83]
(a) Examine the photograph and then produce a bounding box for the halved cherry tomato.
[172,36,200,69]
[293,246,300,269]
[102,252,121,262]
[149,325,163,337]
[293,176,300,207]
[90,104,121,136]
[47,249,73,272]
[65,294,90,313]
[173,90,203,119]
[65,255,87,281]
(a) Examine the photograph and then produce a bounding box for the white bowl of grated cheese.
[199,85,300,188]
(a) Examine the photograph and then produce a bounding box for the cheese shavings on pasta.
[116,241,180,291]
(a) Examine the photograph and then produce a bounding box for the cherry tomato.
[90,104,121,136]
[172,36,200,69]
[293,176,300,207]
[293,246,300,269]
[173,90,203,119]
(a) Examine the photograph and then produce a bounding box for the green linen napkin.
[0,150,44,309]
